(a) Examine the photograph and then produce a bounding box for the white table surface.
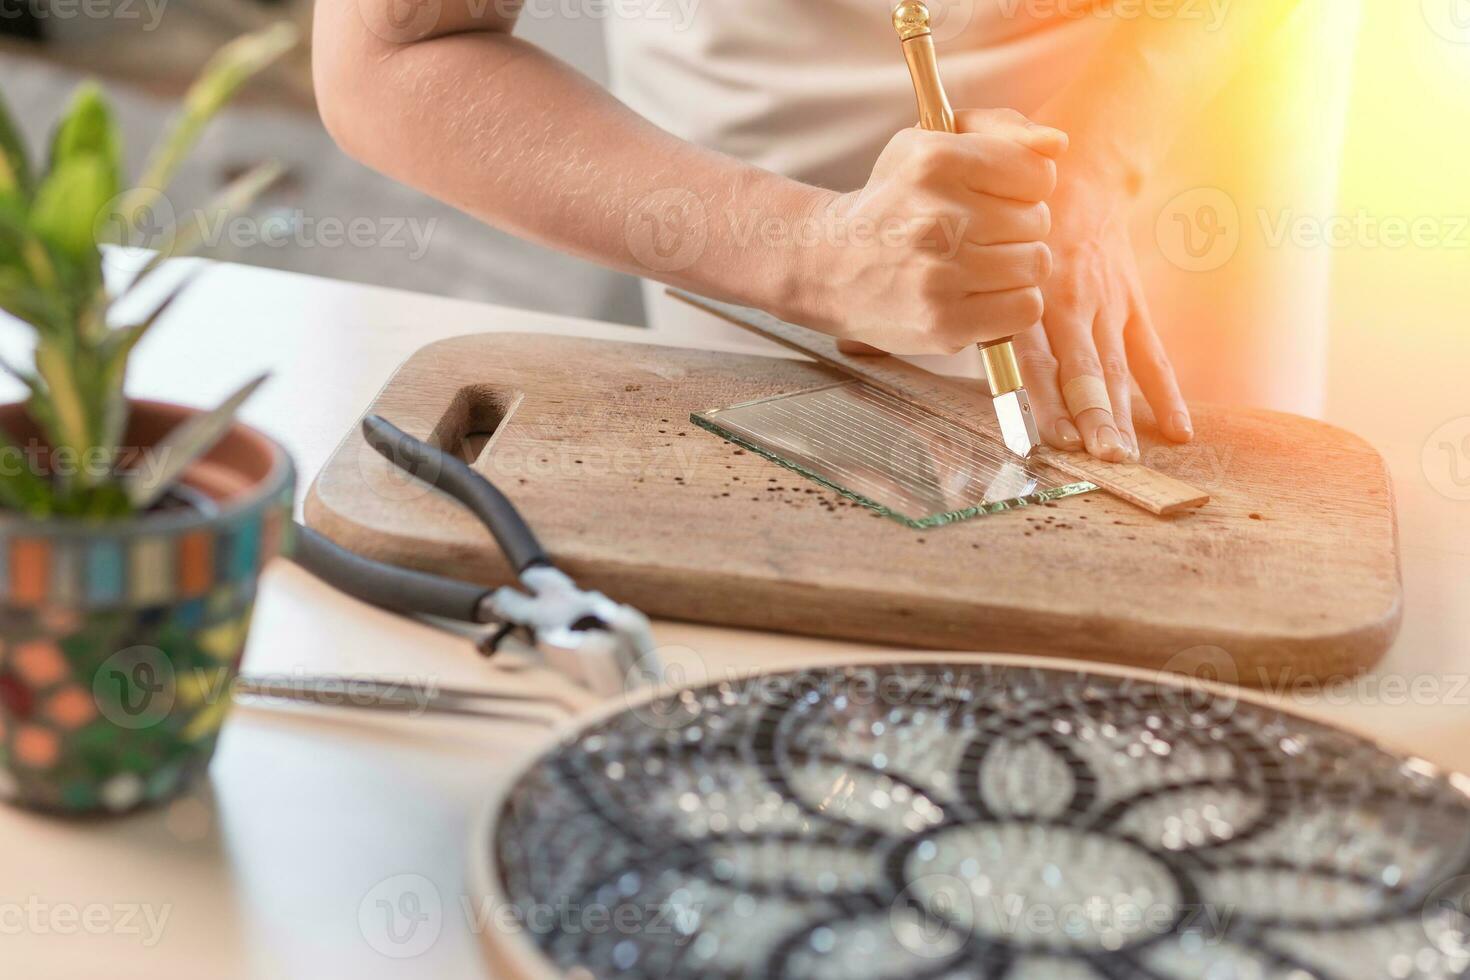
[2,259,1467,978]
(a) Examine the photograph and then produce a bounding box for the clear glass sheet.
[692,381,1096,528]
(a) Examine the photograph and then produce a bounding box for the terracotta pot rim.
[0,398,295,539]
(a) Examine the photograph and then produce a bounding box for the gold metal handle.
[893,1,1026,399]
[894,2,956,134]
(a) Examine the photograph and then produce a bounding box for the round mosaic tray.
[473,661,1470,979]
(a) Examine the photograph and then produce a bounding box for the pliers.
[291,415,659,699]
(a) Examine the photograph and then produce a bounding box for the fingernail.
[1055,419,1082,449]
[1026,123,1067,146]
[1094,425,1123,459]
[1171,412,1194,440]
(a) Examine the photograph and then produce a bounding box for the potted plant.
[0,25,299,814]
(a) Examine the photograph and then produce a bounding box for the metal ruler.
[673,291,1210,516]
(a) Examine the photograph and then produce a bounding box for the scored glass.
[692,381,1095,528]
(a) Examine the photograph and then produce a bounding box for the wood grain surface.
[305,333,1402,682]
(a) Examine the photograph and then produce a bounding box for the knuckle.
[921,318,966,355]
[1030,242,1054,283]
[1032,202,1052,239]
[1036,157,1058,196]
[1014,286,1046,324]
[916,250,949,279]
[1061,352,1103,379]
[935,309,976,347]
[1016,348,1059,376]
[891,128,923,154]
[1048,274,1085,306]
[912,141,954,181]
[963,108,1007,132]
[918,265,950,300]
[1100,355,1130,383]
[1142,352,1175,380]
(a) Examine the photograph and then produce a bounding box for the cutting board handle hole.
[433,384,524,466]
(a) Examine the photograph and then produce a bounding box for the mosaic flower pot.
[0,400,294,815]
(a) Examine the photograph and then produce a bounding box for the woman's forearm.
[312,3,824,316]
[313,1,1070,362]
[1037,0,1310,194]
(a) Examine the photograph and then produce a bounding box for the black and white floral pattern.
[494,664,1470,979]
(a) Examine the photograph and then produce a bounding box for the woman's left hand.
[1013,172,1195,462]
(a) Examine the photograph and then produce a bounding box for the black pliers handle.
[292,416,657,696]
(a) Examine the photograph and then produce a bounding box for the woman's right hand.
[787,109,1067,356]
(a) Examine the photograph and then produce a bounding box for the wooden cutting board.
[305,333,1402,683]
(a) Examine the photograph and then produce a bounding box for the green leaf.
[34,335,92,462]
[172,159,283,259]
[0,205,70,331]
[101,269,198,370]
[124,372,268,509]
[48,83,124,196]
[0,87,34,204]
[0,269,66,333]
[93,270,199,466]
[122,161,282,295]
[29,155,111,288]
[74,482,133,520]
[136,23,297,198]
[0,423,54,518]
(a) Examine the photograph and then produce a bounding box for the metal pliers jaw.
[483,566,659,699]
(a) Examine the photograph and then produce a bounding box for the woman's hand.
[1015,169,1195,462]
[789,109,1066,356]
